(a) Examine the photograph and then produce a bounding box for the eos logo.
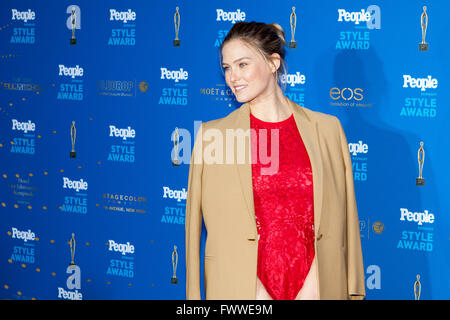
[11,9,35,23]
[348,141,368,156]
[162,186,187,202]
[109,125,136,140]
[108,240,135,255]
[11,119,35,133]
[11,227,35,242]
[330,87,363,101]
[109,9,136,23]
[403,75,438,92]
[63,177,88,192]
[400,208,435,226]
[216,9,246,24]
[58,64,84,79]
[280,72,306,87]
[160,68,188,82]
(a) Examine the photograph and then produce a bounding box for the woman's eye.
[240,63,247,67]
[223,66,229,71]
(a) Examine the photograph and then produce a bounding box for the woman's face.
[221,39,278,103]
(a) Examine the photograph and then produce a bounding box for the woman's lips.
[234,85,247,93]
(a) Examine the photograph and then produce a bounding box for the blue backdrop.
[0,0,449,300]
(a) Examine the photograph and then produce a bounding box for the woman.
[185,21,365,300]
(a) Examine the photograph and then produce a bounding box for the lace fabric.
[250,112,315,300]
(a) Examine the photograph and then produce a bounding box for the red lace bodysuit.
[250,112,315,300]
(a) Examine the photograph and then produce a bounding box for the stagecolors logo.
[109,125,136,141]
[11,119,35,134]
[280,72,306,87]
[109,9,136,23]
[160,68,188,83]
[62,177,88,192]
[11,9,35,23]
[11,227,36,242]
[162,186,187,202]
[400,208,435,226]
[216,9,246,24]
[58,64,84,79]
[108,240,135,256]
[403,75,438,92]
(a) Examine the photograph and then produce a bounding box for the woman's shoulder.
[299,105,340,126]
[200,106,242,129]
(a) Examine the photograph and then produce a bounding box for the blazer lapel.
[233,97,324,237]
[286,98,324,235]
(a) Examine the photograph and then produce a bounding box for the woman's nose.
[229,68,240,82]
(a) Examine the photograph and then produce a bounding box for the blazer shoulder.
[300,105,340,127]
[201,107,241,130]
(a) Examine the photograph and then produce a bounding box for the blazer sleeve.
[335,117,366,300]
[185,123,204,300]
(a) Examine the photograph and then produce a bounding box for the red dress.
[250,112,315,300]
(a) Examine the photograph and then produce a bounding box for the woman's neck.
[248,85,292,122]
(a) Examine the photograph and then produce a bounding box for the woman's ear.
[269,53,281,74]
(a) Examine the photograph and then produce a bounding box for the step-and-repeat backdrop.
[0,0,449,300]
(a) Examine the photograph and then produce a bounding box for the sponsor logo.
[159,68,189,106]
[107,240,135,279]
[160,68,188,83]
[11,227,35,242]
[57,65,84,101]
[402,75,438,92]
[216,9,246,24]
[109,9,136,23]
[10,9,36,44]
[108,9,136,46]
[11,119,35,134]
[336,5,381,50]
[162,186,187,202]
[11,9,35,23]
[61,178,88,214]
[8,227,36,265]
[101,193,147,214]
[161,186,186,225]
[108,240,135,256]
[63,177,88,192]
[108,125,136,163]
[329,87,372,108]
[349,140,369,182]
[400,75,438,118]
[109,125,136,141]
[397,208,435,252]
[10,119,36,155]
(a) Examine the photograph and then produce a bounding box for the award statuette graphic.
[171,245,178,284]
[70,8,77,45]
[70,121,76,158]
[416,141,425,186]
[289,7,297,49]
[69,233,76,267]
[419,6,428,51]
[172,127,181,166]
[173,7,181,47]
[414,274,421,300]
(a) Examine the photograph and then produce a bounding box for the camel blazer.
[185,97,365,300]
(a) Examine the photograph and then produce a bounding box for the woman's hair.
[219,21,288,92]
